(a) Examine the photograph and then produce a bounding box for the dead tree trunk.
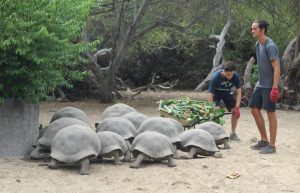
[282,31,300,106]
[84,0,150,103]
[241,57,255,107]
[195,8,232,91]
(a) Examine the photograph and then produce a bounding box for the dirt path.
[1,90,300,193]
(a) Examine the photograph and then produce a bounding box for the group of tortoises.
[31,103,231,175]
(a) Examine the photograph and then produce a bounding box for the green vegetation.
[1,0,299,102]
[0,0,94,102]
[159,98,226,126]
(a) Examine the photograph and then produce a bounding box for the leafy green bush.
[0,0,94,102]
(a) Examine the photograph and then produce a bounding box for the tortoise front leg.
[30,147,41,159]
[167,156,176,167]
[48,158,58,169]
[172,144,180,159]
[79,158,90,175]
[180,147,198,159]
[123,150,131,162]
[212,152,222,158]
[125,140,132,151]
[130,153,145,169]
[113,151,122,165]
[223,140,230,149]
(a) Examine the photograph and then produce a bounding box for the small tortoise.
[96,131,131,165]
[179,129,222,159]
[31,117,90,159]
[49,124,101,175]
[137,117,181,158]
[195,121,230,149]
[98,103,137,122]
[50,106,92,128]
[96,117,137,151]
[130,131,176,168]
[121,112,148,130]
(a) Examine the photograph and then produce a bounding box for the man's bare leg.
[267,111,277,146]
[251,107,268,142]
[231,115,238,134]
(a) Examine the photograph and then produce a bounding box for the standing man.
[249,19,280,154]
[208,61,242,141]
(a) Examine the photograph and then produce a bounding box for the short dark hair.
[223,61,236,72]
[253,19,269,34]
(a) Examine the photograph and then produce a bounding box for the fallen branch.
[130,73,178,98]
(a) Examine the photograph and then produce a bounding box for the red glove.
[270,87,279,102]
[232,107,240,119]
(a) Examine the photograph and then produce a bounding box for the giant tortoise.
[49,124,101,175]
[50,106,92,127]
[96,117,137,151]
[130,131,176,168]
[121,112,148,130]
[98,103,137,122]
[30,117,90,159]
[196,121,230,149]
[137,117,181,158]
[96,131,131,165]
[179,129,222,159]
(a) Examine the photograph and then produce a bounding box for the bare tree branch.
[112,0,151,71]
[212,15,232,68]
[133,2,219,41]
[94,48,112,58]
[195,1,232,91]
[130,72,178,98]
[243,57,255,88]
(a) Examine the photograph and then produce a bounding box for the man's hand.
[270,87,279,102]
[232,107,240,119]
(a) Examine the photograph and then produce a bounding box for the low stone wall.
[0,99,39,157]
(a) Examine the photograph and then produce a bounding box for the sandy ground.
[1,90,300,193]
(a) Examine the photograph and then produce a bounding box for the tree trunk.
[282,31,300,105]
[97,77,114,103]
[86,59,114,103]
[83,1,150,103]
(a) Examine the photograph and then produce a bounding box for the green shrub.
[0,0,94,102]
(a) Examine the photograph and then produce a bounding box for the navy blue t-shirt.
[208,70,240,96]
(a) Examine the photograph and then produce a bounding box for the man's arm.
[207,92,214,103]
[271,60,280,88]
[235,88,242,107]
[208,76,216,103]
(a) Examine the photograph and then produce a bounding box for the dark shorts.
[248,87,276,112]
[213,94,236,111]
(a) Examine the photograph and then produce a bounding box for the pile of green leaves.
[158,98,226,126]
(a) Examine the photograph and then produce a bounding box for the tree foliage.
[228,0,300,58]
[0,0,93,102]
[1,0,300,102]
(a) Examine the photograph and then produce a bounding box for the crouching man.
[207,61,242,141]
